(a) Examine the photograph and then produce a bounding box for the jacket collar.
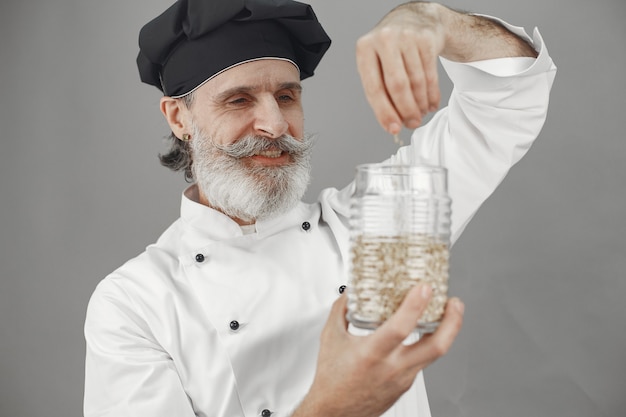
[179,184,318,242]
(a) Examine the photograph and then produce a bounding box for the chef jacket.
[84,18,556,417]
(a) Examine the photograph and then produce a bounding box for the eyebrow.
[213,82,303,103]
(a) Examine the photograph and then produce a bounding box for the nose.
[253,98,289,139]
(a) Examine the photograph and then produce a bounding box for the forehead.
[199,59,301,96]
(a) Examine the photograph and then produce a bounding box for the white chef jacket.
[84,19,556,417]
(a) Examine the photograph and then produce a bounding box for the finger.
[401,45,430,124]
[356,36,403,134]
[400,297,464,368]
[418,45,441,112]
[378,43,423,129]
[329,293,349,331]
[319,294,349,345]
[369,284,432,355]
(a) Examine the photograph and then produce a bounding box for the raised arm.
[303,3,555,415]
[356,1,538,134]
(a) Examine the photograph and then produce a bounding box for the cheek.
[287,110,305,139]
[201,117,249,146]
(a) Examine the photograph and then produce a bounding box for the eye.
[228,97,250,106]
[277,89,301,105]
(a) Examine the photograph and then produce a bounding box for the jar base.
[416,320,440,334]
[347,312,441,334]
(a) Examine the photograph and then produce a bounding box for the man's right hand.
[292,284,464,417]
[356,1,538,136]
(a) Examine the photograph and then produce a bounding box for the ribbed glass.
[347,163,452,333]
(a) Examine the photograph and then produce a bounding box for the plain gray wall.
[1,0,625,416]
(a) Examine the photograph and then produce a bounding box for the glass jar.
[346,163,452,333]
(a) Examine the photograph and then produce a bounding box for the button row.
[194,221,313,263]
[226,286,345,333]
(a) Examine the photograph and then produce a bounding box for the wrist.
[439,6,479,61]
[290,394,332,417]
[440,9,538,61]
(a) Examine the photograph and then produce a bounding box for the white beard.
[190,123,314,223]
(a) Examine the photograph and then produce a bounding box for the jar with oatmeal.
[346,163,452,333]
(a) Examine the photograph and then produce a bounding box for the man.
[84,1,556,416]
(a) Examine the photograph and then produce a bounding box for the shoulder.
[86,219,186,320]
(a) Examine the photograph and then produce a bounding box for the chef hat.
[137,0,332,98]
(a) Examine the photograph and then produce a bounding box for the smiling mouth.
[244,148,292,167]
[253,149,284,158]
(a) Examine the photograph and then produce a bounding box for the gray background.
[1,0,624,416]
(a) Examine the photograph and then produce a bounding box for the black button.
[301,221,311,231]
[195,253,205,263]
[229,320,240,331]
[261,409,271,417]
[338,285,347,294]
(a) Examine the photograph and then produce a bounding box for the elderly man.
[84,0,556,416]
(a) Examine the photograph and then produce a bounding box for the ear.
[160,96,191,140]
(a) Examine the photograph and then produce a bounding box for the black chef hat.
[137,0,332,98]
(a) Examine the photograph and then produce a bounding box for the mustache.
[213,134,315,159]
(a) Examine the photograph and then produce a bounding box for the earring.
[181,133,191,141]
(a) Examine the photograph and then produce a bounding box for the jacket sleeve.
[84,279,196,417]
[386,21,557,244]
